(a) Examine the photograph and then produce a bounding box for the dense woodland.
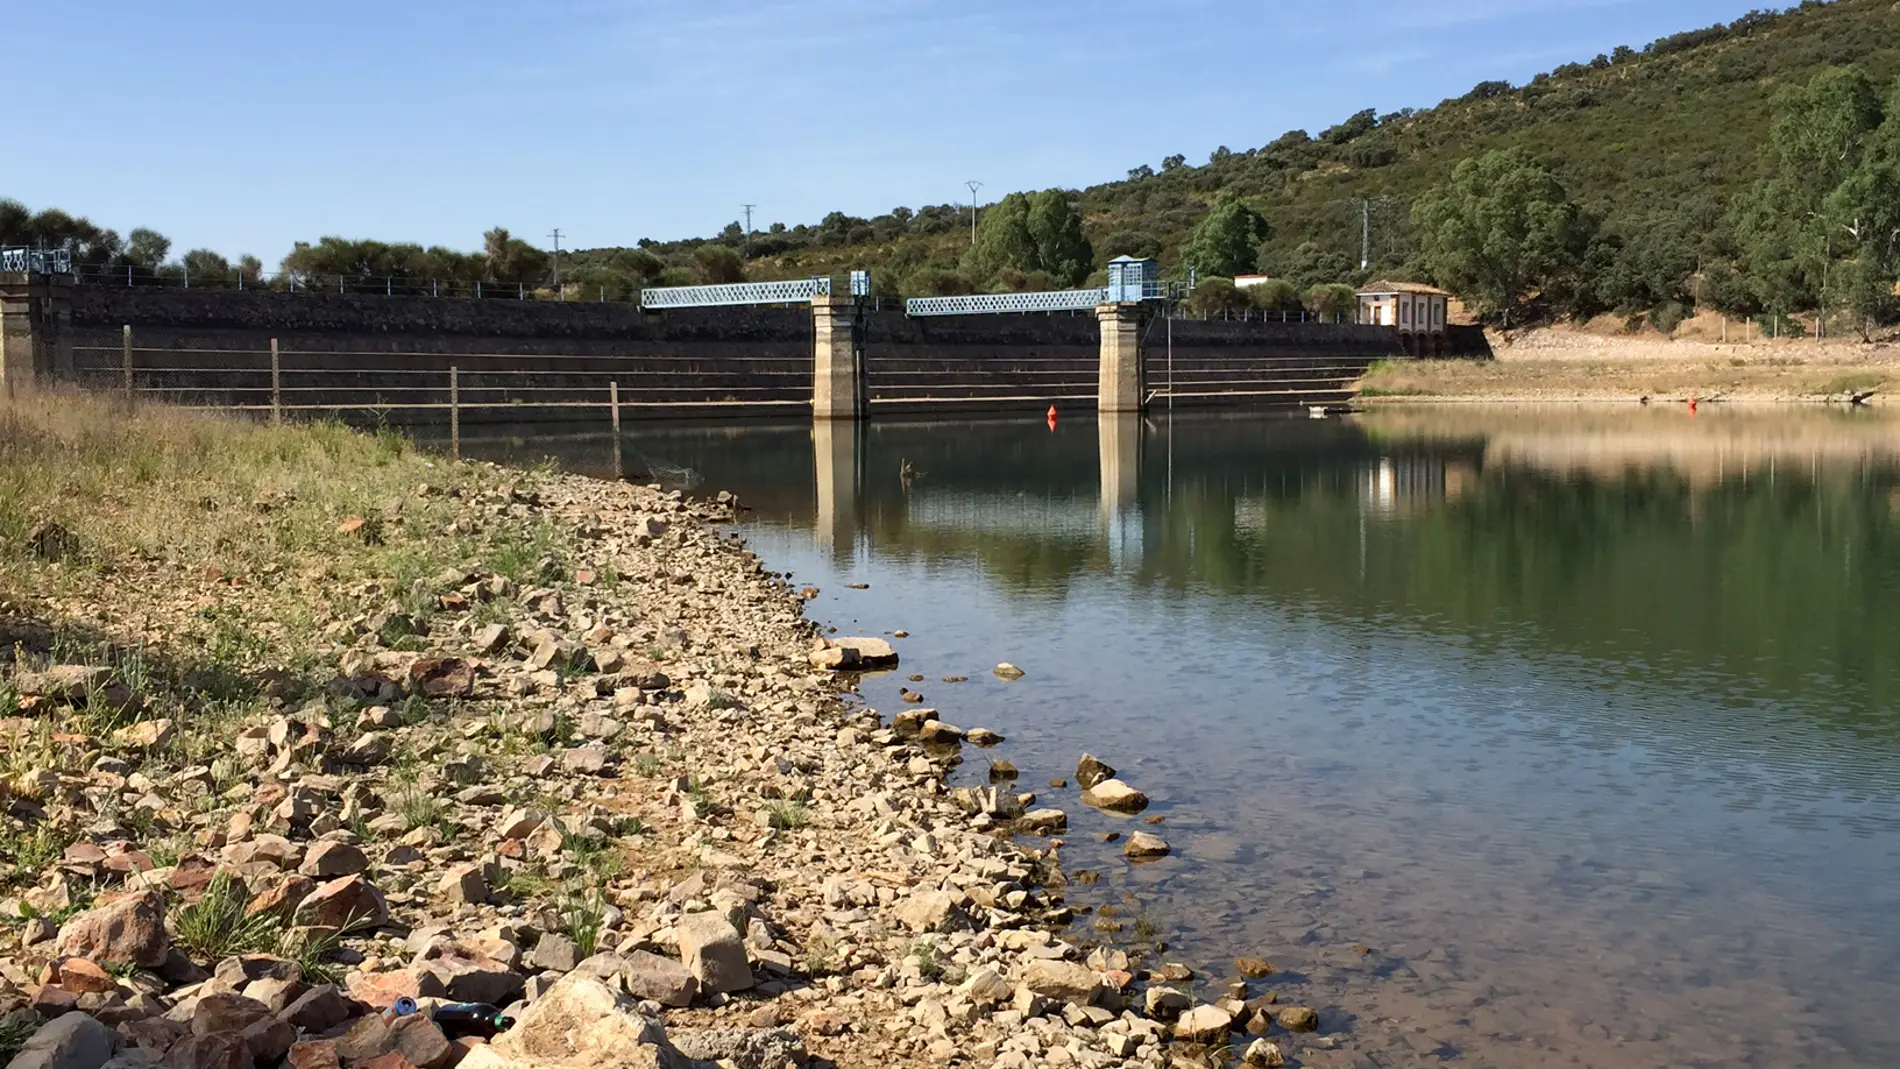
[5,0,1900,332]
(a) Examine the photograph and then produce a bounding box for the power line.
[964,181,983,245]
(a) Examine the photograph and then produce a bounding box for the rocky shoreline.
[2,461,1315,1069]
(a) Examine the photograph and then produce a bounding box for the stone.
[560,747,610,775]
[191,994,272,1036]
[162,1033,252,1069]
[408,657,475,699]
[240,977,305,1014]
[959,969,1013,1008]
[674,911,752,994]
[893,891,971,934]
[297,842,368,879]
[277,985,351,1033]
[831,636,897,667]
[1020,960,1101,1005]
[1276,1005,1319,1032]
[1123,831,1170,859]
[18,666,116,704]
[342,733,391,766]
[6,1011,119,1069]
[1144,986,1191,1020]
[438,865,487,906]
[56,892,170,968]
[333,1015,395,1064]
[1173,1004,1234,1044]
[992,663,1025,680]
[669,1029,805,1069]
[1020,809,1067,833]
[610,952,698,1009]
[1243,1039,1286,1067]
[56,959,118,995]
[526,934,582,974]
[1080,778,1148,814]
[285,1042,339,1069]
[490,975,673,1069]
[30,985,79,1017]
[117,1018,186,1054]
[964,728,1004,746]
[238,1017,296,1065]
[1235,957,1275,979]
[1074,754,1115,789]
[214,956,301,987]
[387,1016,453,1069]
[111,720,173,750]
[292,875,387,932]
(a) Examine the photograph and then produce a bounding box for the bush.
[1247,278,1302,311]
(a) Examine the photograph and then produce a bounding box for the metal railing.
[638,277,832,309]
[1,247,74,274]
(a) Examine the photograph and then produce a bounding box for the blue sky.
[10,0,1759,262]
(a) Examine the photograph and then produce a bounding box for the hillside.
[610,0,1900,304]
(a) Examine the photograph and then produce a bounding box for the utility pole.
[548,228,563,299]
[1361,199,1371,272]
[965,180,984,246]
[741,204,755,259]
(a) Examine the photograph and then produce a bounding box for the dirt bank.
[1359,325,1900,403]
[0,393,1314,1069]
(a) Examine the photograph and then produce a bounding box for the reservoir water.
[460,405,1900,1068]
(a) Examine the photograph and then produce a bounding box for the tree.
[1126,164,1155,181]
[1161,154,1187,172]
[1412,148,1584,323]
[124,228,171,271]
[1827,76,1900,332]
[1180,198,1270,280]
[962,190,1093,287]
[182,248,231,283]
[1270,241,1356,290]
[691,244,744,284]
[1186,277,1250,316]
[238,255,264,286]
[1247,278,1302,312]
[1322,108,1378,144]
[482,227,548,284]
[1733,66,1888,320]
[1304,283,1359,322]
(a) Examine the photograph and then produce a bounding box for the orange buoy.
[1688,396,1699,415]
[1047,405,1058,421]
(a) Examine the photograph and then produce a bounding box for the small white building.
[1357,280,1450,354]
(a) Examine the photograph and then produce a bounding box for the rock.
[241,977,305,1014]
[669,1029,805,1069]
[55,959,117,995]
[387,1016,453,1069]
[987,760,1018,782]
[579,951,697,1009]
[674,911,752,994]
[830,637,897,667]
[438,865,487,906]
[292,876,387,932]
[964,728,1004,746]
[6,1011,119,1069]
[472,625,510,656]
[1243,1039,1287,1067]
[297,842,367,879]
[277,985,351,1033]
[917,721,963,745]
[893,891,970,934]
[162,1033,252,1069]
[1080,778,1149,814]
[1276,1005,1319,1032]
[111,720,173,750]
[333,1015,395,1064]
[56,892,170,968]
[560,747,610,775]
[992,663,1025,680]
[1020,960,1101,1005]
[1235,957,1275,979]
[342,733,391,766]
[490,975,674,1069]
[959,969,1013,1008]
[1173,1004,1234,1044]
[1144,986,1191,1020]
[191,994,272,1035]
[1073,754,1116,790]
[526,934,582,974]
[407,657,475,699]
[30,985,78,1017]
[214,956,301,987]
[1123,831,1170,860]
[1019,809,1067,833]
[239,1017,296,1065]
[285,1042,339,1069]
[17,666,116,705]
[417,945,525,1006]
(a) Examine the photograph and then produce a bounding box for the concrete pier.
[0,274,73,395]
[811,295,865,420]
[1095,302,1144,413]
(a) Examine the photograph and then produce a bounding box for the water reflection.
[452,406,1900,1068]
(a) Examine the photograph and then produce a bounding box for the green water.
[461,405,1900,1068]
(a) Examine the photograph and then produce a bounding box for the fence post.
[518,282,524,301]
[450,367,461,460]
[122,325,133,400]
[270,338,282,424]
[610,382,623,479]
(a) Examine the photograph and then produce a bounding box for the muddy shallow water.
[453,405,1900,1068]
